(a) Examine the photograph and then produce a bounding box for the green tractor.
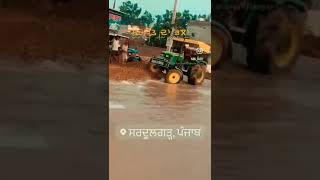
[212,0,309,73]
[149,51,208,85]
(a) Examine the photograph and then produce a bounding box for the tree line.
[118,0,211,47]
[119,0,210,27]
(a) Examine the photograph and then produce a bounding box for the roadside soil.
[108,45,165,81]
[0,8,165,82]
[109,62,152,81]
[0,6,105,64]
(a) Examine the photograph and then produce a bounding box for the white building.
[187,21,211,45]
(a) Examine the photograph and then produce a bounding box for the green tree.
[191,14,198,20]
[155,15,163,25]
[147,14,165,47]
[148,9,210,47]
[147,13,171,48]
[139,11,154,27]
[148,9,196,47]
[176,10,192,29]
[119,1,142,25]
[162,10,173,28]
[206,13,211,22]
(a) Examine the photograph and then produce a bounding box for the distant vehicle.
[127,48,142,62]
[109,33,142,63]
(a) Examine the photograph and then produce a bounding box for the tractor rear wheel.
[247,5,305,74]
[188,65,206,85]
[212,24,231,69]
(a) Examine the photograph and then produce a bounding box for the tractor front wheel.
[148,63,163,79]
[165,69,182,84]
[149,63,161,74]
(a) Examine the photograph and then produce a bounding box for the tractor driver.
[184,44,196,62]
[184,44,192,62]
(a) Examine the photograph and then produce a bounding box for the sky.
[109,0,211,16]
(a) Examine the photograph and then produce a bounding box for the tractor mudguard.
[212,21,233,59]
[197,60,208,66]
[243,0,306,47]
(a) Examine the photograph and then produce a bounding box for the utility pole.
[166,0,179,51]
[113,0,116,9]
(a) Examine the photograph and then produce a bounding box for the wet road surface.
[1,54,319,180]
[0,60,106,180]
[109,79,211,180]
[213,56,320,180]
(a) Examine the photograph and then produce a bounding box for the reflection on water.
[109,80,211,180]
[213,58,320,180]
[109,80,211,123]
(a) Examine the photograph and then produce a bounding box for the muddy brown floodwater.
[213,56,320,180]
[0,60,106,180]
[109,79,211,180]
[2,54,318,179]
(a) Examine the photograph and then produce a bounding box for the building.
[187,20,211,45]
[109,8,125,34]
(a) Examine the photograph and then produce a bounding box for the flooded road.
[0,60,106,180]
[213,56,320,180]
[2,54,319,179]
[109,79,211,180]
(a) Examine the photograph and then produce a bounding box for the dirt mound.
[109,62,153,81]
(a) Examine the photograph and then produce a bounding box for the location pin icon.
[120,128,127,136]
